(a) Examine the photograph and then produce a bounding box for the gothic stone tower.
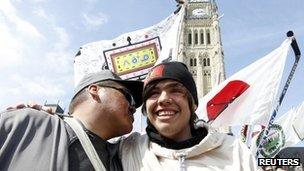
[177,0,225,99]
[177,0,230,134]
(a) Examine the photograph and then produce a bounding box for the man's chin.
[125,125,133,134]
[155,125,174,135]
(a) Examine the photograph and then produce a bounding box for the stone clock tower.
[177,0,230,134]
[177,0,225,99]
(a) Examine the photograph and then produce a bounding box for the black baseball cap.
[144,61,198,105]
[73,70,143,108]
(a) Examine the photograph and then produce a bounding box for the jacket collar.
[149,126,226,159]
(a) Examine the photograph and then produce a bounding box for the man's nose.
[158,91,172,105]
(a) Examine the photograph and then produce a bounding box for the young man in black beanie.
[120,61,257,171]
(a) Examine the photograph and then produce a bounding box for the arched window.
[188,32,192,45]
[206,29,211,44]
[194,58,197,66]
[190,58,193,66]
[202,52,210,66]
[200,30,204,44]
[194,30,198,45]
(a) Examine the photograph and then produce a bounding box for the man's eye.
[171,88,186,94]
[149,91,160,98]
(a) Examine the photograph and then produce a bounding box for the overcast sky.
[1,0,304,139]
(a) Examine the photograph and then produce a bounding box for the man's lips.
[157,110,176,116]
[155,109,178,122]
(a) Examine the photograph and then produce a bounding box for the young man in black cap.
[120,61,257,171]
[0,70,143,171]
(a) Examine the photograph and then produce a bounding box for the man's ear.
[88,84,100,101]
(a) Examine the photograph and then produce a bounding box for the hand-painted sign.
[103,37,161,80]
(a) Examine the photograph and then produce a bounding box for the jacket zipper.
[176,153,187,171]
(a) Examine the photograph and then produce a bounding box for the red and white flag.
[196,38,292,127]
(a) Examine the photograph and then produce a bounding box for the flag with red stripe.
[196,38,292,127]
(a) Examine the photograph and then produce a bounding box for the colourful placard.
[112,44,157,74]
[103,37,161,79]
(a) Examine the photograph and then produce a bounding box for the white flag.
[250,101,304,158]
[74,9,184,86]
[292,101,304,140]
[196,38,292,127]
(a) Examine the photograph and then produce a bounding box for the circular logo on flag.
[256,124,285,158]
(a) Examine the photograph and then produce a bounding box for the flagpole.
[255,31,301,159]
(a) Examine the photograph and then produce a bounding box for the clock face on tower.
[192,8,206,17]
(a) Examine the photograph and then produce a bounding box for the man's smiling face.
[145,79,192,141]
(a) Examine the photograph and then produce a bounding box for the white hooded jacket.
[120,127,257,171]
